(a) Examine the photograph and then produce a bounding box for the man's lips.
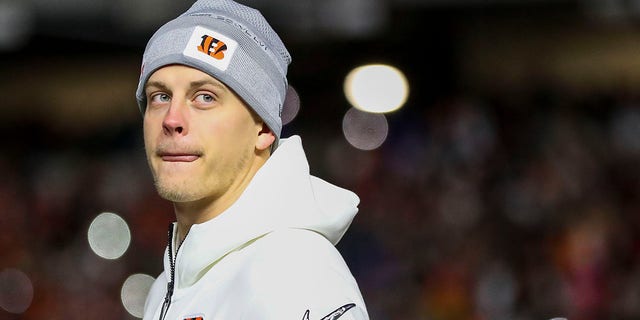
[157,152,201,162]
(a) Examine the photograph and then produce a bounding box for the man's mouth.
[157,152,201,162]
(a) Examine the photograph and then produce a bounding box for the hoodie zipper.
[158,224,176,320]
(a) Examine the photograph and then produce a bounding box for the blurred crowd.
[335,85,640,320]
[1,82,640,320]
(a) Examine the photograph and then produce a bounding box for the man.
[135,0,369,319]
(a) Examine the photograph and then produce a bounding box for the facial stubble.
[150,147,252,204]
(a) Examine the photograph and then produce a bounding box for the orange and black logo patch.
[184,317,204,320]
[197,35,227,60]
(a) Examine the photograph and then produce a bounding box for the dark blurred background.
[2,0,640,319]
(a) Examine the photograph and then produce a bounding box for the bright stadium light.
[344,64,409,113]
[87,212,131,260]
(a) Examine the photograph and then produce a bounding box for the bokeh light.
[121,273,155,318]
[342,107,388,150]
[0,2,32,51]
[87,212,131,260]
[0,268,33,314]
[475,262,517,318]
[344,64,409,113]
[282,85,300,125]
[610,106,640,156]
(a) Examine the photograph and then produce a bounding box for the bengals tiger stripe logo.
[183,26,237,71]
[197,35,227,60]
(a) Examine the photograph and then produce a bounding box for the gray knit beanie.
[135,0,291,142]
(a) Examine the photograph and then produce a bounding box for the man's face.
[143,65,262,204]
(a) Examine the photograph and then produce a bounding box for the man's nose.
[162,100,189,136]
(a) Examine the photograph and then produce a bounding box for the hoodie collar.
[164,135,360,288]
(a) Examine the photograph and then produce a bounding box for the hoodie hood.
[166,135,360,288]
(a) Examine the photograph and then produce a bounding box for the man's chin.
[154,182,200,203]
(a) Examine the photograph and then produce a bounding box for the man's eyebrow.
[189,79,228,92]
[144,79,228,93]
[145,81,169,93]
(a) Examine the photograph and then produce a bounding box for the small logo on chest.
[302,303,356,320]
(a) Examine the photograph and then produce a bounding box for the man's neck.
[172,149,271,245]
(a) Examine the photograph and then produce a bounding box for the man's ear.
[256,123,275,151]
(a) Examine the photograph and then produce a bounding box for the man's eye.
[195,94,215,103]
[151,93,170,103]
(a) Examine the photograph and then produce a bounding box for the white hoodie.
[143,136,369,320]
